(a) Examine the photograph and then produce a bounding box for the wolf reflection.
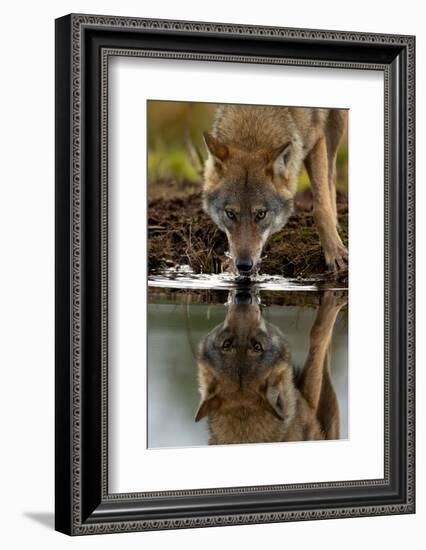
[195,290,347,445]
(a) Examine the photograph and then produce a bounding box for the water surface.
[147,285,348,449]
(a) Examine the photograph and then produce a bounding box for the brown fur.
[203,105,348,274]
[195,291,346,445]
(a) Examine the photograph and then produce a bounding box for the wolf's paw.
[324,243,348,274]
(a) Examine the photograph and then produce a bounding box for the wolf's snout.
[234,291,252,305]
[236,257,253,274]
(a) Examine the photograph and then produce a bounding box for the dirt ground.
[148,184,348,283]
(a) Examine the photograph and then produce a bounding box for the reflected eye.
[225,209,236,221]
[255,210,267,221]
[222,338,233,350]
[252,340,263,352]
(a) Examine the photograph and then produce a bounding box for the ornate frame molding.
[55,13,415,535]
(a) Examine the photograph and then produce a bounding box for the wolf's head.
[195,292,295,428]
[202,132,297,276]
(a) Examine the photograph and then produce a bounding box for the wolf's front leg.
[305,135,348,272]
[298,290,347,417]
[313,206,348,271]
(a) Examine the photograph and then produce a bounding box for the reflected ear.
[261,370,286,420]
[194,395,221,422]
[203,132,229,162]
[269,142,292,178]
[194,379,221,422]
[265,385,285,420]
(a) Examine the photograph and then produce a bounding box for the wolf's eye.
[252,340,263,352]
[225,209,236,221]
[255,210,267,221]
[222,338,233,350]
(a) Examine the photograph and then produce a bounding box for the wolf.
[202,105,348,276]
[195,290,346,445]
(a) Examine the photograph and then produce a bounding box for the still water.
[147,277,348,449]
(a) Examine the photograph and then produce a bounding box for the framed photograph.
[55,14,415,535]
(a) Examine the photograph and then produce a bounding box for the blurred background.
[147,100,348,194]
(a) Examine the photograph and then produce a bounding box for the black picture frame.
[55,13,415,535]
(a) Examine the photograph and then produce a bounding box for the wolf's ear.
[194,395,221,422]
[194,380,221,422]
[203,132,229,162]
[269,142,292,178]
[261,370,286,420]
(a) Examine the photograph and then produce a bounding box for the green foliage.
[298,169,311,191]
[337,142,349,167]
[148,145,200,183]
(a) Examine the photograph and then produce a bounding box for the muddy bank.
[148,187,348,283]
